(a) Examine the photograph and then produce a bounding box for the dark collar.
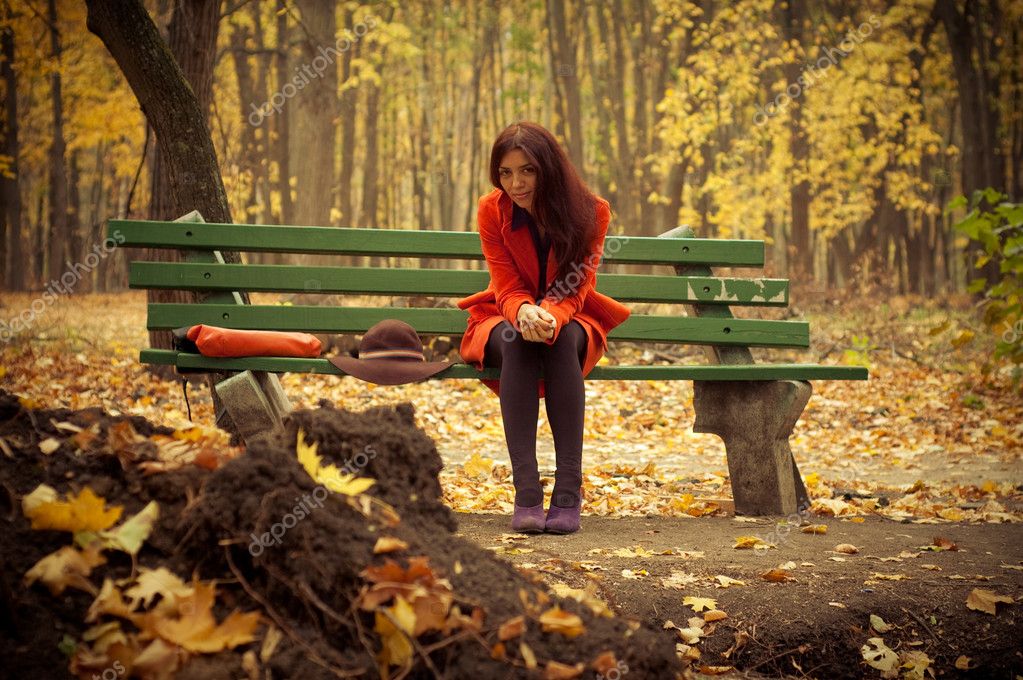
[510,202,535,231]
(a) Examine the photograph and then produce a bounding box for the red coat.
[457,188,631,397]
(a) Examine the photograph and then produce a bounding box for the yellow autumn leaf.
[81,620,129,655]
[520,641,538,669]
[373,536,409,554]
[295,429,375,496]
[538,605,585,638]
[544,660,585,679]
[683,596,717,612]
[38,437,61,455]
[760,568,795,582]
[800,524,827,534]
[295,428,321,478]
[463,452,495,478]
[131,639,181,677]
[22,484,58,513]
[124,567,194,611]
[733,535,774,550]
[319,467,377,496]
[550,582,612,618]
[966,588,1014,615]
[24,485,123,533]
[861,637,898,672]
[171,426,205,442]
[375,595,417,668]
[86,578,135,622]
[24,545,105,595]
[498,615,526,641]
[141,579,260,652]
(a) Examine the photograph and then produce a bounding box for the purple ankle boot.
[511,502,545,533]
[544,503,581,534]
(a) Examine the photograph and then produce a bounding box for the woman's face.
[498,149,537,213]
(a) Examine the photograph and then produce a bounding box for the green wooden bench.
[107,211,867,516]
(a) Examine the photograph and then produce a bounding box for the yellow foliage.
[23,485,123,533]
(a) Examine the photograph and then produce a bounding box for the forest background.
[1,0,1020,300]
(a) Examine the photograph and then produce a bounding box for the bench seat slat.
[108,220,765,266]
[140,349,867,380]
[147,304,810,347]
[129,262,790,306]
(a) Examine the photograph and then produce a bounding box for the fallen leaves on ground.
[4,293,1021,525]
[965,588,1015,615]
[538,606,586,639]
[23,485,122,533]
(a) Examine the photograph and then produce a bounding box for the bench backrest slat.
[128,262,789,306]
[108,220,766,267]
[147,303,810,347]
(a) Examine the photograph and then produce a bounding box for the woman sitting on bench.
[456,121,631,534]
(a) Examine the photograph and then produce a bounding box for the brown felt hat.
[327,319,451,385]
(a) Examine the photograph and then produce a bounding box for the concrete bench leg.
[693,380,812,516]
[213,370,292,445]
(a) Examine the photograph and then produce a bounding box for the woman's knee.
[486,320,537,365]
[542,320,587,365]
[553,320,586,351]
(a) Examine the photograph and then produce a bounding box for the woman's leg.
[484,321,543,507]
[538,320,588,508]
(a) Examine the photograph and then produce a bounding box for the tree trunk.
[1,18,23,290]
[67,149,84,290]
[149,0,219,221]
[779,0,811,281]
[274,0,293,227]
[291,0,337,234]
[127,0,224,373]
[934,0,1004,285]
[33,187,44,286]
[88,143,108,292]
[583,2,610,201]
[85,0,244,434]
[545,0,584,172]
[597,1,635,231]
[229,21,260,224]
[361,83,380,229]
[47,0,69,284]
[246,1,272,234]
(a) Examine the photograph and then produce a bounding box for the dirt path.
[455,513,1023,678]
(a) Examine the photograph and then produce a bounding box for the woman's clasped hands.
[516,303,556,342]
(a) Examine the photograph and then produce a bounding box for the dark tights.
[484,319,587,508]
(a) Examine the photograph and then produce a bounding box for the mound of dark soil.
[0,390,684,679]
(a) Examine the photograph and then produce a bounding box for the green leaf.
[967,278,988,294]
[944,194,968,214]
[995,204,1023,228]
[954,210,982,240]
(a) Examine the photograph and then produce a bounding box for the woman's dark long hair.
[489,122,600,291]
